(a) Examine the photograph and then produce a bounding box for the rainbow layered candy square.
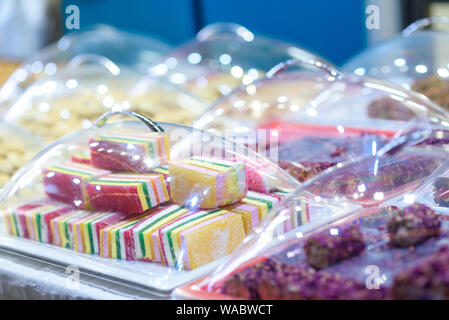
[43,162,110,209]
[169,157,247,209]
[89,131,170,173]
[85,173,169,213]
[131,204,189,262]
[158,208,245,270]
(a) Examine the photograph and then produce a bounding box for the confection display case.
[176,128,449,299]
[344,17,449,114]
[0,25,171,111]
[0,110,299,296]
[3,54,207,143]
[195,57,449,185]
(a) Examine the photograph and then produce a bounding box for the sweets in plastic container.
[175,122,449,299]
[344,17,449,113]
[3,54,206,144]
[195,57,449,187]
[0,24,171,108]
[0,110,300,283]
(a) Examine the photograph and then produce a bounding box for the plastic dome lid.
[0,110,299,293]
[4,54,207,143]
[182,132,449,300]
[343,17,449,110]
[0,121,44,190]
[148,22,329,102]
[195,57,449,183]
[0,24,171,106]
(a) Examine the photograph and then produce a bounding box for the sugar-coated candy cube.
[169,157,247,209]
[43,162,110,209]
[89,131,170,173]
[159,208,245,270]
[85,173,169,213]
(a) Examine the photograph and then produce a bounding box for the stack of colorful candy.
[2,124,312,271]
[4,202,73,243]
[43,162,111,209]
[99,213,150,259]
[169,157,247,209]
[51,210,92,248]
[85,173,169,213]
[71,211,134,254]
[89,131,170,173]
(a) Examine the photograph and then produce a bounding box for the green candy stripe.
[166,209,222,268]
[36,214,42,242]
[12,212,19,237]
[245,196,274,209]
[138,206,185,258]
[115,219,142,259]
[188,157,233,168]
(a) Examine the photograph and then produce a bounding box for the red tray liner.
[259,121,398,144]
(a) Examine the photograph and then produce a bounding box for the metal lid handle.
[67,53,121,76]
[266,58,343,79]
[94,110,165,133]
[196,22,255,42]
[402,16,449,37]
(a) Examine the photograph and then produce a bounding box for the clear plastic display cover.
[343,17,449,112]
[0,111,299,294]
[0,24,171,108]
[0,121,44,190]
[177,138,449,300]
[148,22,330,103]
[195,58,449,184]
[4,54,206,143]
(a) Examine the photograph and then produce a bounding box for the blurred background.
[1,0,449,66]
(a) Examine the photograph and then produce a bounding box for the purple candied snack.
[303,224,366,269]
[279,160,336,183]
[310,154,441,199]
[433,177,449,207]
[259,270,388,300]
[393,247,449,300]
[415,130,449,147]
[367,97,415,121]
[222,258,389,300]
[222,258,312,300]
[387,203,441,248]
[221,258,283,299]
